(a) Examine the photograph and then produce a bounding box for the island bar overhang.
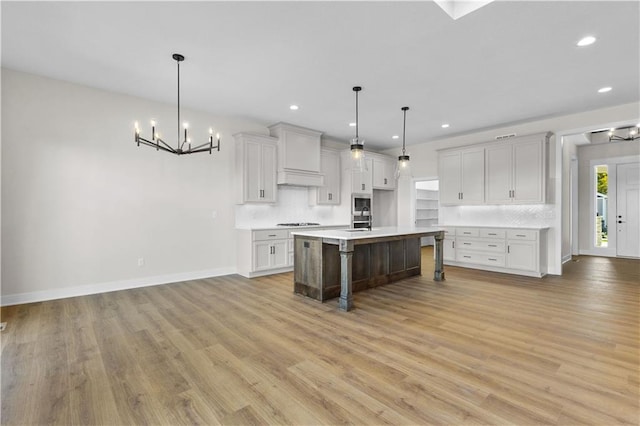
[292,227,445,311]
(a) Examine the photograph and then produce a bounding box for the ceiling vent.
[495,133,517,140]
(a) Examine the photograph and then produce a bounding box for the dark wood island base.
[292,227,445,311]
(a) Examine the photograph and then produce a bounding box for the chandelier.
[396,106,411,178]
[608,125,640,142]
[349,86,367,171]
[134,53,220,155]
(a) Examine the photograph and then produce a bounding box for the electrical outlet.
[138,257,144,267]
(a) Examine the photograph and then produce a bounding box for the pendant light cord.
[402,108,407,155]
[177,59,181,145]
[355,89,359,140]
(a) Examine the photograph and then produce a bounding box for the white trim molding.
[0,267,236,307]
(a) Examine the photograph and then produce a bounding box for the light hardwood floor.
[1,249,638,425]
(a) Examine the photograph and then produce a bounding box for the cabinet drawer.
[253,230,289,241]
[457,239,505,253]
[442,227,456,236]
[457,251,506,267]
[507,230,537,241]
[480,229,506,239]
[456,228,479,237]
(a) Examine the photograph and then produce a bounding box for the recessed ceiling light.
[577,36,596,47]
[598,87,612,93]
[441,123,450,128]
[392,135,399,139]
[349,122,357,127]
[289,105,299,110]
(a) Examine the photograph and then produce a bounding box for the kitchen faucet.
[361,206,371,230]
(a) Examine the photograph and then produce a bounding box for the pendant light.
[350,86,367,171]
[396,106,411,178]
[134,54,220,155]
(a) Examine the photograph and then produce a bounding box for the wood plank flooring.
[1,249,638,425]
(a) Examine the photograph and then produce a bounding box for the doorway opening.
[415,179,439,246]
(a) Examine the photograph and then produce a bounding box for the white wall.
[386,102,639,275]
[1,69,266,305]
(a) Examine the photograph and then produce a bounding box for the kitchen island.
[292,227,445,311]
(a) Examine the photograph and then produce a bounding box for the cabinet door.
[512,140,544,203]
[245,141,264,202]
[507,240,537,271]
[444,238,456,261]
[261,143,277,202]
[351,159,373,194]
[272,240,288,268]
[318,150,340,205]
[439,151,462,205]
[253,241,273,271]
[460,148,485,204]
[373,157,396,190]
[485,144,513,204]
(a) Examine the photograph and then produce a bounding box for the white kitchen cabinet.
[310,148,341,205]
[441,227,456,261]
[237,225,350,278]
[268,122,324,186]
[438,148,484,205]
[253,240,288,271]
[341,150,373,195]
[442,226,548,277]
[485,134,547,204]
[372,156,396,190]
[234,133,278,204]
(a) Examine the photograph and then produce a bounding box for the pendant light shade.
[350,86,367,172]
[396,106,411,178]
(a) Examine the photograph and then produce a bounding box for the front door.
[616,162,640,258]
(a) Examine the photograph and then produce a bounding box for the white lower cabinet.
[253,240,288,271]
[237,226,349,278]
[443,226,548,277]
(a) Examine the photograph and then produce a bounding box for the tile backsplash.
[235,186,349,228]
[439,204,555,228]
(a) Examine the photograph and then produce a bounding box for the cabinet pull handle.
[384,178,387,185]
[489,258,497,261]
[516,234,526,237]
[488,244,497,247]
[463,255,471,259]
[507,246,510,253]
[488,233,496,236]
[268,234,276,237]
[452,241,455,248]
[328,193,332,200]
[463,242,471,245]
[463,232,471,235]
[362,183,365,191]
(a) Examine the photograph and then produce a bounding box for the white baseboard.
[562,254,572,264]
[578,249,616,257]
[0,267,236,307]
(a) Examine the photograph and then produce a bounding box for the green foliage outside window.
[597,172,608,195]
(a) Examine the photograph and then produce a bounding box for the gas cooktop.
[276,222,320,227]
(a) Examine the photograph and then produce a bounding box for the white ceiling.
[2,1,639,151]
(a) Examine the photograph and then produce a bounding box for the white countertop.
[236,224,350,231]
[440,224,550,230]
[291,226,444,240]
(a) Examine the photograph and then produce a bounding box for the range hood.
[269,122,325,187]
[277,170,325,186]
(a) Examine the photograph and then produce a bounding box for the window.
[594,165,608,248]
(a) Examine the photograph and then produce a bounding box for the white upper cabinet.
[485,133,547,204]
[268,122,324,187]
[310,148,341,205]
[439,147,485,205]
[439,132,549,206]
[372,156,397,190]
[234,133,278,204]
